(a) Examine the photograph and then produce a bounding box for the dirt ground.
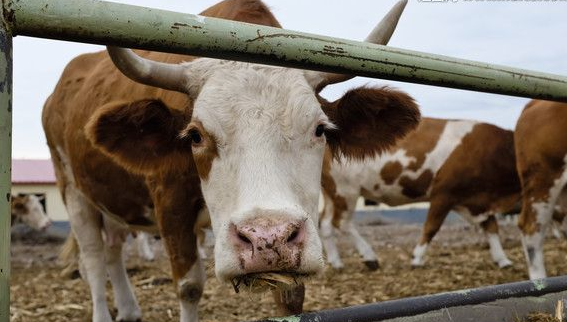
[9,222,567,322]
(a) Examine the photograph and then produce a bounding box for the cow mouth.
[230,272,309,294]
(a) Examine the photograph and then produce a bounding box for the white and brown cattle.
[516,100,567,280]
[321,117,520,270]
[42,0,419,321]
[11,194,51,231]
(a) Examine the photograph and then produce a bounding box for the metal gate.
[1,1,567,321]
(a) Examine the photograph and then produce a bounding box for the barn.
[11,159,68,224]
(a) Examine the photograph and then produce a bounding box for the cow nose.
[41,221,52,231]
[230,218,306,273]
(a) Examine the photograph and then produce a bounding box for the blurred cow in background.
[515,100,567,280]
[11,194,51,231]
[320,117,519,270]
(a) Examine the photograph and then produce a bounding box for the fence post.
[0,7,12,322]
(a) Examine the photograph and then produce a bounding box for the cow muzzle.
[230,217,305,273]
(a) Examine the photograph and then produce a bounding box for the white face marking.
[329,120,477,207]
[189,61,327,281]
[16,195,50,231]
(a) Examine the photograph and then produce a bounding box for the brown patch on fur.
[320,150,349,229]
[373,184,380,190]
[320,86,420,160]
[200,0,281,27]
[399,170,433,199]
[380,161,403,185]
[181,120,219,181]
[399,118,447,171]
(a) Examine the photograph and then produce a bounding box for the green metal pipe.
[0,9,12,322]
[3,0,567,102]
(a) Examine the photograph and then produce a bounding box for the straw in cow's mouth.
[231,272,307,293]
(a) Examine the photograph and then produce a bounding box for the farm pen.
[2,0,567,321]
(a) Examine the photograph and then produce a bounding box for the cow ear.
[321,86,420,160]
[86,99,192,174]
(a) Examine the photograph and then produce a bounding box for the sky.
[11,0,567,158]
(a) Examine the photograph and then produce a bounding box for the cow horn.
[107,47,189,94]
[305,0,408,92]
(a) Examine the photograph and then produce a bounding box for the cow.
[42,0,420,321]
[320,117,520,270]
[515,100,567,280]
[10,194,51,231]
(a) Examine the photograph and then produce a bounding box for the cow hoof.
[363,260,380,271]
[328,261,344,270]
[410,260,425,268]
[498,259,513,268]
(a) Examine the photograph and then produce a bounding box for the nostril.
[287,229,299,243]
[237,232,252,245]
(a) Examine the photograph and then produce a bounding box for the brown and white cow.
[42,1,419,321]
[11,194,51,231]
[516,100,567,280]
[321,117,520,270]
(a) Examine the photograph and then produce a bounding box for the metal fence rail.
[1,0,567,322]
[250,276,567,322]
[3,0,567,102]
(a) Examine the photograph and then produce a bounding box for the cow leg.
[65,189,112,322]
[342,221,379,271]
[272,284,305,315]
[104,222,142,322]
[319,192,343,270]
[518,169,566,280]
[480,216,512,268]
[178,254,205,322]
[411,198,451,267]
[136,232,155,261]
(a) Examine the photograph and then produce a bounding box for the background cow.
[515,100,567,280]
[11,194,51,231]
[42,0,419,321]
[320,117,519,270]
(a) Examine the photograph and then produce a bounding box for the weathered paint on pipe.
[0,10,12,322]
[249,276,567,322]
[3,0,567,102]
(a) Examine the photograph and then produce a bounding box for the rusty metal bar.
[0,5,12,322]
[2,0,567,102]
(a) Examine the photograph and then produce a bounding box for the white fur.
[320,213,344,269]
[179,254,206,322]
[486,233,512,268]
[136,232,155,261]
[104,219,142,321]
[522,231,546,280]
[185,61,326,282]
[411,243,428,267]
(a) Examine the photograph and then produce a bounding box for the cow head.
[86,1,419,284]
[11,194,51,231]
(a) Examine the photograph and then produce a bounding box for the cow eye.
[315,124,325,137]
[189,129,202,144]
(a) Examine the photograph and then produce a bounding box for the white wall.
[11,184,68,222]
